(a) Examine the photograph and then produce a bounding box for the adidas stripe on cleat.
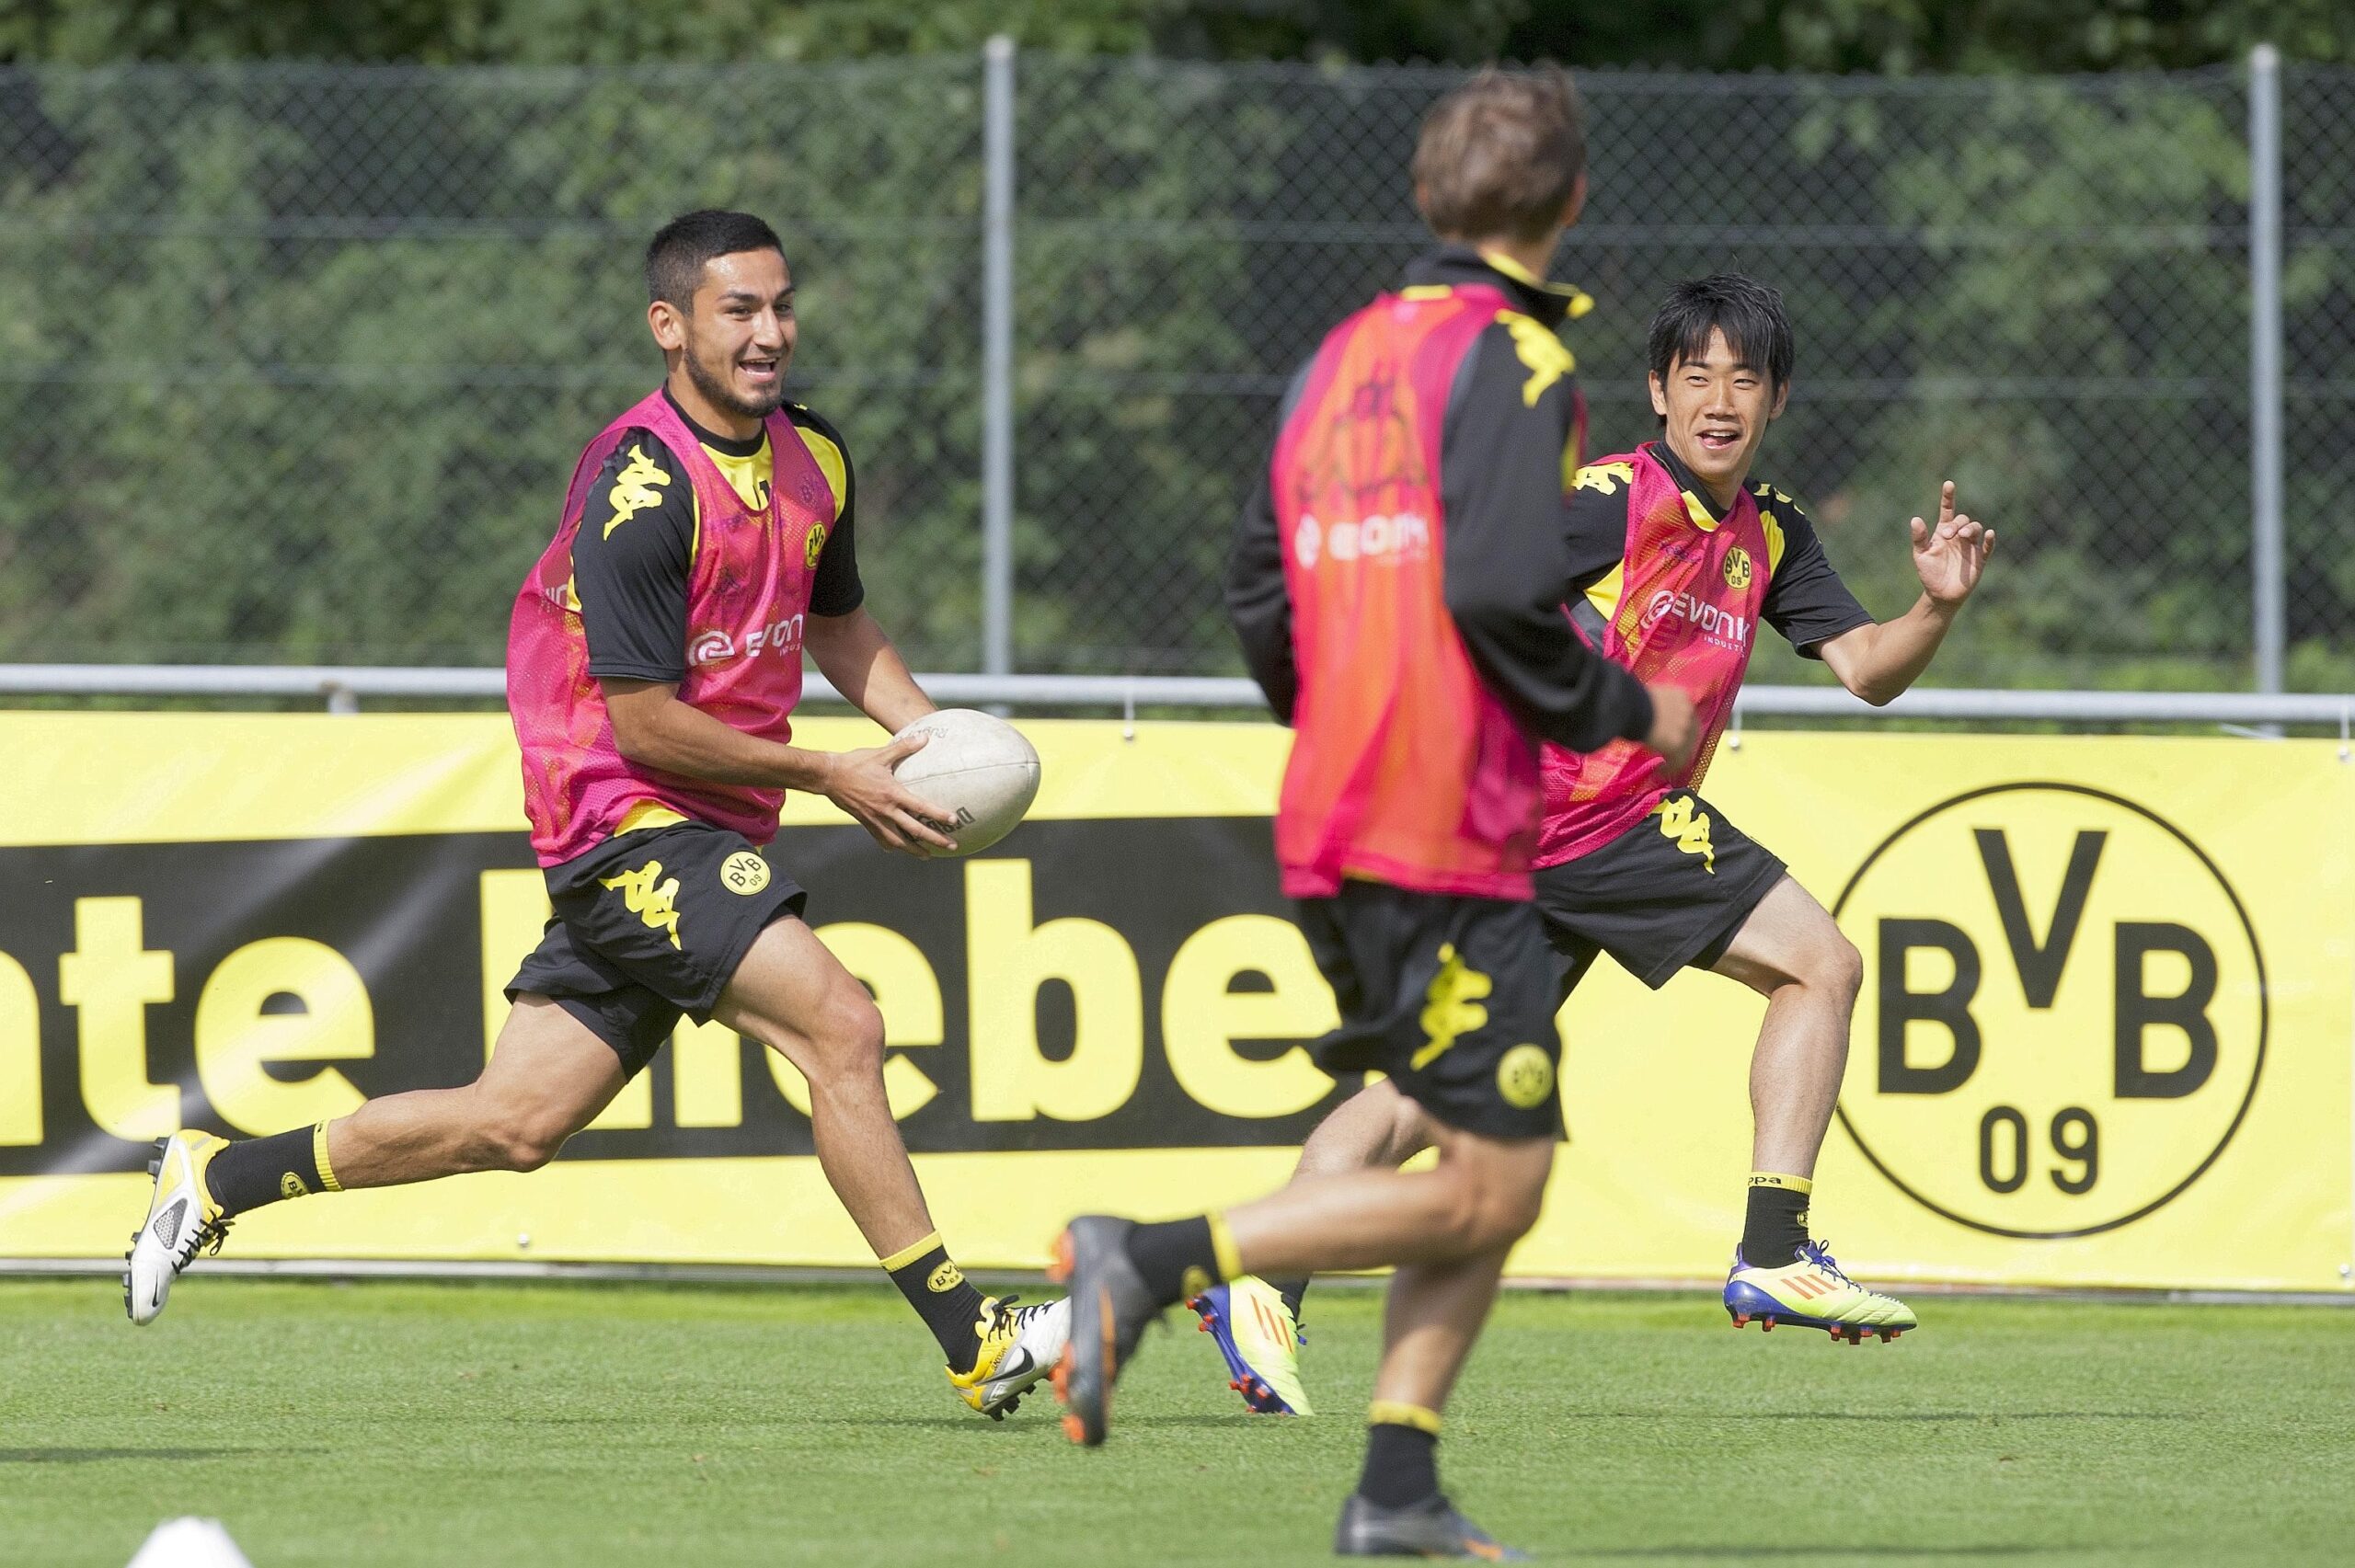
[1189,1276,1312,1415]
[1723,1240,1917,1343]
[125,1131,234,1325]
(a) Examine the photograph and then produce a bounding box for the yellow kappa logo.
[721,851,771,895]
[1723,545,1753,590]
[926,1263,965,1294]
[1496,1044,1556,1110]
[1411,944,1492,1070]
[1497,311,1575,407]
[601,443,672,539]
[1573,462,1632,496]
[804,521,828,570]
[600,859,684,949]
[1654,794,1717,875]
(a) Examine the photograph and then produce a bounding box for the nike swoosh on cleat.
[990,1347,1033,1386]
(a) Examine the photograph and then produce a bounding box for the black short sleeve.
[572,430,695,682]
[1754,483,1874,658]
[1562,467,1632,593]
[790,406,866,618]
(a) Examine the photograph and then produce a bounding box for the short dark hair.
[1411,67,1586,246]
[645,210,784,309]
[1647,273,1795,393]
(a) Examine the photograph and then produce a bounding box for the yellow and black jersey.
[571,388,862,683]
[1563,441,1870,658]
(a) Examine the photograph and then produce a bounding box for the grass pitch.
[3,1278,2350,1566]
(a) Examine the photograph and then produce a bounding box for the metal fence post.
[981,35,1017,677]
[2249,43,2285,696]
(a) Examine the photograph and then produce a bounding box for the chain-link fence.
[1,54,2348,691]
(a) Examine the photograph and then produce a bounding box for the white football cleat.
[948,1294,1069,1419]
[125,1131,233,1325]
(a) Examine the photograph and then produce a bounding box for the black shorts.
[1296,883,1564,1141]
[507,820,807,1078]
[1534,790,1786,1001]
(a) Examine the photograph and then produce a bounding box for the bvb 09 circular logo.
[1832,784,2265,1239]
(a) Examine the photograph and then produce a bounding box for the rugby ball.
[890,708,1041,855]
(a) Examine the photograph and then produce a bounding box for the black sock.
[1121,1215,1230,1308]
[1357,1413,1441,1507]
[204,1123,339,1219]
[883,1234,990,1373]
[1273,1276,1310,1327]
[1741,1173,1813,1265]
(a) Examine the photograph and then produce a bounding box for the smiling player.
[1200,273,1996,1413]
[126,210,1066,1419]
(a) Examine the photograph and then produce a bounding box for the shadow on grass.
[1564,1411,2188,1423]
[1563,1549,2090,1560]
[0,1448,256,1463]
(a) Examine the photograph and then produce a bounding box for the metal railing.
[3,665,2347,739]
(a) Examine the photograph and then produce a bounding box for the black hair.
[1646,273,1795,394]
[644,210,785,309]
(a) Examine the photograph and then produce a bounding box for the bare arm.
[602,678,955,855]
[1817,480,1995,707]
[805,606,937,733]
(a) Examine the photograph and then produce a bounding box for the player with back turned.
[124,210,1068,1420]
[1200,274,1999,1413]
[1049,70,1697,1559]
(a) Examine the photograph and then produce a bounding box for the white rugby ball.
[890,708,1041,855]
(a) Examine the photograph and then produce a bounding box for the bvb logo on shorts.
[1496,1044,1556,1110]
[1832,784,2265,1239]
[720,851,771,896]
[1722,545,1753,590]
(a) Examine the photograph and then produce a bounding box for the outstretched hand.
[1911,481,1995,607]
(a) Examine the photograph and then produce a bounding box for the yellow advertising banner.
[0,714,2346,1294]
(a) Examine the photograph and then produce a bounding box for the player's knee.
[1384,1096,1436,1166]
[475,1115,568,1173]
[801,989,887,1085]
[1817,932,1865,1005]
[1438,1155,1547,1251]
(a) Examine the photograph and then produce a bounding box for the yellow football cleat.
[947,1294,1067,1419]
[1190,1276,1313,1414]
[1725,1242,1918,1344]
[124,1131,233,1325]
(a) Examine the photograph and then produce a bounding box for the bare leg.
[1710,876,1864,1178]
[1226,1127,1552,1297]
[1292,1077,1435,1179]
[1372,1242,1513,1412]
[713,916,935,1257]
[324,995,626,1185]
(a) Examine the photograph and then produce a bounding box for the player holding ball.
[126,210,1066,1421]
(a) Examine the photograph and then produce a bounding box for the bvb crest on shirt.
[1722,545,1753,590]
[804,521,829,570]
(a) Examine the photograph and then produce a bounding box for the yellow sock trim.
[1205,1212,1243,1284]
[1749,1171,1813,1195]
[1368,1401,1442,1436]
[879,1230,944,1274]
[313,1120,342,1194]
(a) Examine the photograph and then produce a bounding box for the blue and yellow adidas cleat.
[1724,1241,1918,1345]
[1189,1276,1312,1415]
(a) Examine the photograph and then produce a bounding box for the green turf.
[3,1278,2350,1566]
